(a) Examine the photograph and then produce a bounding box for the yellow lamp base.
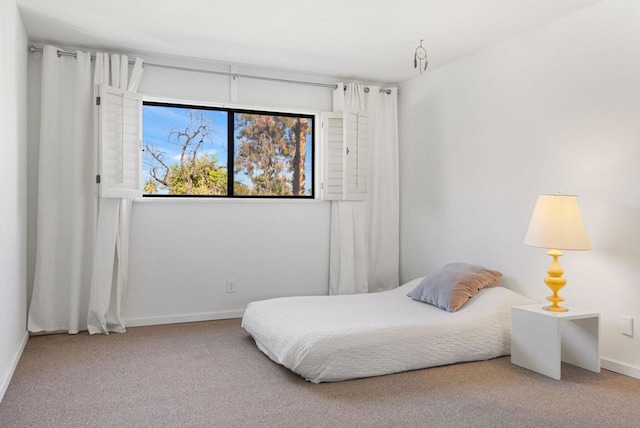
[543,249,568,312]
[543,304,567,313]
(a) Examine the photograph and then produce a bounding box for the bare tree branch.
[145,144,170,186]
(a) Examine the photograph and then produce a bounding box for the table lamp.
[524,194,591,312]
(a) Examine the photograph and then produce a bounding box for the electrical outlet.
[621,316,634,337]
[226,279,236,293]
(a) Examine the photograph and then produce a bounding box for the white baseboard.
[124,310,245,328]
[0,331,29,403]
[601,358,640,380]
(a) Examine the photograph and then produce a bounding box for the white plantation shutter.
[320,111,368,200]
[320,112,344,200]
[97,84,142,198]
[344,111,367,200]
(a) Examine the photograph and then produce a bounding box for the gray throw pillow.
[407,263,503,312]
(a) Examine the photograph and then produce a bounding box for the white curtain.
[329,83,399,295]
[87,54,144,335]
[366,85,399,292]
[28,47,96,333]
[29,46,143,334]
[330,84,368,295]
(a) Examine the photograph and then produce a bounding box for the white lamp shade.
[524,194,591,250]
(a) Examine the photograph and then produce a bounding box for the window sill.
[133,197,326,205]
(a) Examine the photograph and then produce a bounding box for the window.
[142,101,314,198]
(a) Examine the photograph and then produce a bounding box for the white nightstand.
[511,304,600,380]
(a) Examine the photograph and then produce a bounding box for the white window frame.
[140,95,318,199]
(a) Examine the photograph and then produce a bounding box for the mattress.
[241,278,537,383]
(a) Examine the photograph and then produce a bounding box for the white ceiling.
[17,0,601,83]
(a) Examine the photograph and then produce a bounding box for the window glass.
[234,113,313,196]
[143,104,228,195]
[142,103,314,198]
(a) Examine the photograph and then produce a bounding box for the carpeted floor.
[1,318,639,427]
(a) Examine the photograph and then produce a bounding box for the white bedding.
[241,278,536,383]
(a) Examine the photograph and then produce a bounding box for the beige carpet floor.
[1,318,639,428]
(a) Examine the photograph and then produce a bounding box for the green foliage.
[166,154,227,195]
[143,178,158,194]
[233,181,252,195]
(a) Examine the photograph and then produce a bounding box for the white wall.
[0,0,28,401]
[399,0,640,376]
[128,59,334,324]
[27,52,335,326]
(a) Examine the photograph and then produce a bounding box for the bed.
[242,276,537,383]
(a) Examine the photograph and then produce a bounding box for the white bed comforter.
[241,278,536,383]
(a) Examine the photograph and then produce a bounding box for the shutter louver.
[98,84,143,198]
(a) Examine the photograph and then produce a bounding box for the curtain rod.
[28,45,393,94]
